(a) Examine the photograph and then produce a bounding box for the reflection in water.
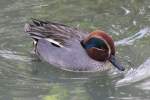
[0,0,150,100]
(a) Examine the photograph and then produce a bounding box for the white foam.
[116,57,150,87]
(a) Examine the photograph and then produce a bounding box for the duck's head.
[81,30,125,71]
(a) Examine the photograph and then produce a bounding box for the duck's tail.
[24,19,49,41]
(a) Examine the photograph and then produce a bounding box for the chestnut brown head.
[81,30,125,71]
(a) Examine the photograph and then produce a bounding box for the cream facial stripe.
[99,37,111,58]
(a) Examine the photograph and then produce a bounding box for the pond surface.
[0,0,150,100]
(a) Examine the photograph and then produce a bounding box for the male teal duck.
[24,19,125,72]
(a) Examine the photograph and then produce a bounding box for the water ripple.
[121,6,130,15]
[116,57,150,87]
[0,49,31,62]
[115,27,150,46]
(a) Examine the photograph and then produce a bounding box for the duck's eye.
[82,37,108,50]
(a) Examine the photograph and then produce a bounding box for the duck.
[24,19,125,72]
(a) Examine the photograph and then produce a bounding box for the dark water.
[0,0,150,100]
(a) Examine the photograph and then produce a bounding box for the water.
[0,0,150,100]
